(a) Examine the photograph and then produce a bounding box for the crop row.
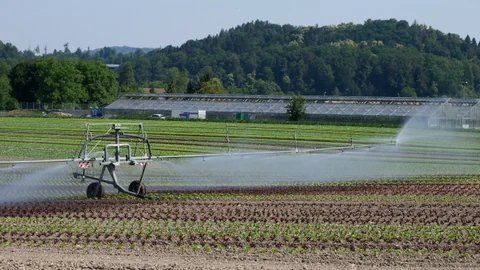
[0,217,478,250]
[0,189,479,205]
[0,117,399,136]
[2,200,479,226]
[0,177,479,204]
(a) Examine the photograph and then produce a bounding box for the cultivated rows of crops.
[0,181,479,265]
[0,117,479,267]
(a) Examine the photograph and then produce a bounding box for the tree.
[186,80,197,94]
[332,87,341,96]
[0,62,10,77]
[187,69,226,94]
[197,78,226,94]
[76,61,118,104]
[0,63,17,110]
[133,58,150,84]
[64,43,70,53]
[34,45,40,55]
[198,69,214,86]
[400,86,417,97]
[250,79,283,95]
[118,62,136,86]
[286,93,307,121]
[9,61,39,102]
[34,58,85,103]
[165,67,188,93]
[0,75,17,110]
[74,48,82,58]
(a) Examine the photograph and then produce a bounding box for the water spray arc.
[0,123,396,200]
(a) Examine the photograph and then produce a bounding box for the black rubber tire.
[128,181,146,196]
[86,182,104,199]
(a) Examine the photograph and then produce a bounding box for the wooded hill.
[1,19,480,109]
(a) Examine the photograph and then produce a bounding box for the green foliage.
[0,62,15,109]
[76,61,118,104]
[9,61,38,102]
[286,94,307,121]
[165,67,188,93]
[3,19,480,99]
[187,70,227,94]
[197,79,226,94]
[332,87,341,96]
[118,62,136,87]
[0,62,10,77]
[400,86,417,97]
[144,80,167,89]
[10,59,120,105]
[119,84,141,93]
[249,80,283,95]
[0,75,17,110]
[35,58,86,103]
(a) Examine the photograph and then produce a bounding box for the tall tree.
[34,45,40,55]
[0,75,17,110]
[249,79,283,95]
[0,62,17,110]
[76,61,118,104]
[165,67,189,93]
[34,58,85,103]
[286,94,307,121]
[197,78,226,94]
[118,62,136,87]
[64,43,70,53]
[9,61,38,102]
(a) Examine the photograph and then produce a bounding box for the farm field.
[0,117,479,269]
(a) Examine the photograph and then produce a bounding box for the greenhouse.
[104,94,480,128]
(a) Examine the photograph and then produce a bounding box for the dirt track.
[0,246,478,270]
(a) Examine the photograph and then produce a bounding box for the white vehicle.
[151,114,166,120]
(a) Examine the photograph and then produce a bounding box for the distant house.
[143,88,166,94]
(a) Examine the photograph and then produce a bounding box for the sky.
[1,0,479,53]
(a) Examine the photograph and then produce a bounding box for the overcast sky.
[1,0,479,52]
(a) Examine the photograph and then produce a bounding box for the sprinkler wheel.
[128,181,147,196]
[86,182,105,199]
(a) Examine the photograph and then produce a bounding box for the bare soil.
[0,184,479,269]
[0,246,478,270]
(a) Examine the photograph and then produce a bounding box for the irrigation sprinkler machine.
[73,123,153,199]
[0,122,396,200]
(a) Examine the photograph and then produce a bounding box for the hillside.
[1,19,480,100]
[139,19,480,97]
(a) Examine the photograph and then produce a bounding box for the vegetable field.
[0,117,479,269]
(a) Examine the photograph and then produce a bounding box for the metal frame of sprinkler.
[73,123,153,199]
[0,123,395,200]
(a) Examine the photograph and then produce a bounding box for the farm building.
[104,94,480,128]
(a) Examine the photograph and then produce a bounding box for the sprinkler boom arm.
[0,123,397,199]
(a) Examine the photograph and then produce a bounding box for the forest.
[1,19,480,109]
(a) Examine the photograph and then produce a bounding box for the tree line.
[1,19,480,110]
[5,59,117,108]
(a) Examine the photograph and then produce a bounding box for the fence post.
[293,131,298,152]
[226,124,231,154]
